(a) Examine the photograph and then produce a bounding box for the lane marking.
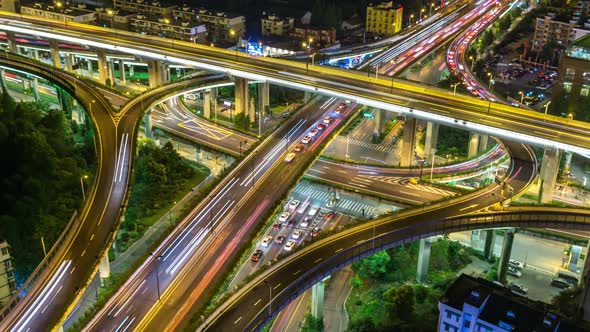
[459,203,479,211]
[234,317,243,325]
[254,299,262,306]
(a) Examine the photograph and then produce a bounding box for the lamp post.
[469,55,474,71]
[164,18,174,48]
[518,91,524,104]
[80,174,88,201]
[452,83,459,95]
[239,139,247,156]
[230,29,238,61]
[544,101,551,115]
[263,280,272,317]
[56,2,67,27]
[420,8,425,21]
[410,14,414,25]
[149,253,163,301]
[487,73,494,90]
[430,2,435,16]
[375,63,380,78]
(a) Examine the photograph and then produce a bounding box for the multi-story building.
[261,14,294,37]
[95,8,135,30]
[533,14,577,49]
[129,15,206,43]
[172,5,245,43]
[290,25,337,49]
[554,33,590,104]
[21,2,96,23]
[0,240,16,306]
[0,0,17,13]
[438,274,583,332]
[366,1,403,36]
[113,0,174,17]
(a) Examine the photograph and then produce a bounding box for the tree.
[348,317,376,332]
[351,276,364,295]
[301,313,324,332]
[352,251,391,280]
[481,30,494,48]
[234,112,250,130]
[499,16,511,31]
[383,285,415,323]
[551,286,583,318]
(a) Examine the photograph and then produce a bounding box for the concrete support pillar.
[128,64,134,77]
[147,60,162,88]
[96,50,108,85]
[478,135,489,153]
[249,97,256,123]
[64,53,74,72]
[99,255,111,286]
[118,59,126,85]
[497,229,515,284]
[539,147,562,204]
[144,109,152,139]
[176,66,181,78]
[311,279,325,318]
[416,237,434,283]
[400,117,417,167]
[49,39,61,68]
[107,61,116,85]
[304,90,312,102]
[203,89,211,118]
[373,109,382,136]
[424,122,439,160]
[234,77,248,115]
[6,31,16,53]
[563,151,573,175]
[31,77,40,101]
[468,133,480,158]
[0,69,7,92]
[86,59,93,73]
[258,81,269,116]
[161,63,170,83]
[483,229,496,261]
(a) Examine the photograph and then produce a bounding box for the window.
[581,84,589,96]
[1,248,7,256]
[565,67,576,81]
[443,322,458,332]
[564,82,573,93]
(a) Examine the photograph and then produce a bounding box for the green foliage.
[436,125,469,158]
[481,30,494,48]
[551,285,583,318]
[301,313,324,332]
[384,285,415,323]
[0,92,94,279]
[352,251,391,280]
[269,85,303,107]
[351,275,364,294]
[498,15,512,31]
[234,112,250,130]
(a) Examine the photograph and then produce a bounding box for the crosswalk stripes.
[359,175,453,197]
[335,136,398,154]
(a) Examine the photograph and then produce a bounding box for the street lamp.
[149,253,163,301]
[88,99,95,115]
[263,280,272,317]
[230,29,238,61]
[567,113,574,120]
[164,18,174,48]
[420,8,425,21]
[469,55,474,71]
[80,174,88,201]
[429,149,437,182]
[487,72,494,90]
[56,2,68,28]
[451,82,459,95]
[518,91,524,104]
[390,59,396,92]
[430,2,435,16]
[410,14,414,25]
[544,101,551,115]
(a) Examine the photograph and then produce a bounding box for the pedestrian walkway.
[323,266,353,332]
[291,183,398,218]
[359,175,454,196]
[334,135,399,154]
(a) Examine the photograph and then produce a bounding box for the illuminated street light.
[518,91,524,104]
[469,55,474,71]
[420,8,425,21]
[544,101,551,115]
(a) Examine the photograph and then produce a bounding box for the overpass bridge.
[0,13,589,158]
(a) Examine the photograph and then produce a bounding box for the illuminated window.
[564,82,573,93]
[582,85,590,96]
[565,68,576,81]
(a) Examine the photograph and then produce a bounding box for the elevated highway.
[0,53,232,331]
[200,142,575,331]
[0,13,589,155]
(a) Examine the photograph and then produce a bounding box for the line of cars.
[505,258,581,297]
[251,197,337,263]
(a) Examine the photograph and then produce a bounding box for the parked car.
[507,267,522,278]
[551,278,573,289]
[509,259,524,270]
[509,282,528,295]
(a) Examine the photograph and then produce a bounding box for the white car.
[299,217,310,228]
[308,129,319,137]
[323,116,332,124]
[284,240,296,251]
[508,267,522,278]
[291,230,303,239]
[261,235,273,247]
[308,206,319,216]
[279,212,290,222]
[509,259,524,270]
[301,136,311,144]
[284,152,296,163]
[289,200,300,210]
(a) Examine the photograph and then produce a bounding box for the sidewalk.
[323,266,353,332]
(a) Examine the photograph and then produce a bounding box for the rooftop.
[23,2,95,16]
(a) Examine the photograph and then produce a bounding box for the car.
[287,219,296,228]
[308,129,319,137]
[311,226,321,237]
[293,144,305,152]
[292,229,303,239]
[279,212,290,222]
[284,240,296,251]
[338,102,346,109]
[275,235,286,244]
[509,282,528,295]
[261,235,273,247]
[323,116,332,124]
[289,200,301,210]
[333,108,341,115]
[251,249,263,262]
[509,259,524,270]
[282,111,290,118]
[551,278,573,289]
[308,206,319,216]
[507,267,522,278]
[316,123,326,131]
[324,212,336,221]
[300,217,310,228]
[272,223,282,230]
[301,136,311,144]
[284,152,296,163]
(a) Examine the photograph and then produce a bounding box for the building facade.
[290,25,337,48]
[0,240,16,306]
[113,0,174,17]
[366,1,403,36]
[21,2,96,23]
[261,14,294,37]
[438,274,582,332]
[129,15,206,42]
[533,14,577,49]
[172,6,245,43]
